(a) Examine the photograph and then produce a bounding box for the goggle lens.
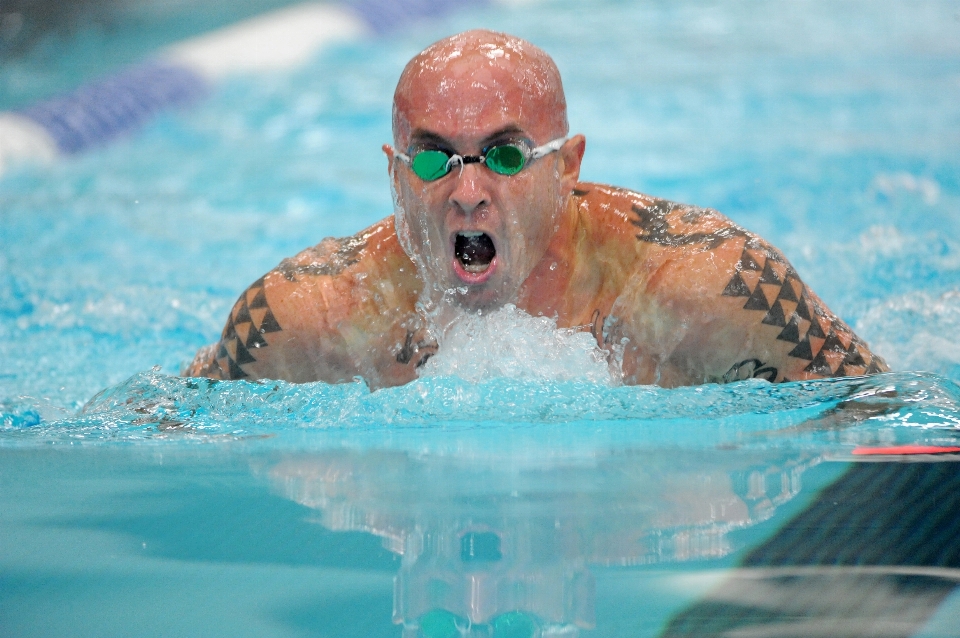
[411,150,453,181]
[484,145,526,176]
[407,144,531,182]
[418,609,461,638]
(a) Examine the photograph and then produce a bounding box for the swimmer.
[185,29,888,389]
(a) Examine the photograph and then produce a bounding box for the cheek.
[397,183,449,250]
[400,177,442,214]
[504,177,560,239]
[394,183,426,254]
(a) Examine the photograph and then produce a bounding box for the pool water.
[3,0,960,636]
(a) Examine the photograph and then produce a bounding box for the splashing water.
[419,303,617,384]
[2,3,960,636]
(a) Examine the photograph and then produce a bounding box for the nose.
[449,161,488,216]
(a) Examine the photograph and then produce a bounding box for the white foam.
[857,290,960,375]
[419,304,619,384]
[870,172,941,205]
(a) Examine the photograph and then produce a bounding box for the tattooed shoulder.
[619,191,887,381]
[209,276,284,379]
[720,237,887,380]
[631,197,749,250]
[276,232,367,282]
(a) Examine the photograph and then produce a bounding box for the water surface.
[2,0,960,635]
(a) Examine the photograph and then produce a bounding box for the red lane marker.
[852,445,960,456]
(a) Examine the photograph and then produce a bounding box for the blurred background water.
[2,1,960,636]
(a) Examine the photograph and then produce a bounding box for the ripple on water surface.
[2,369,959,459]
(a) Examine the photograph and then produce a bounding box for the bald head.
[392,30,568,148]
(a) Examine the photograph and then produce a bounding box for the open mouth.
[454,231,497,274]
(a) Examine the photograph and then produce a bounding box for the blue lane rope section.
[16,63,209,154]
[8,0,491,158]
[348,0,490,35]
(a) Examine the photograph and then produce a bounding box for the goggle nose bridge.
[445,154,485,177]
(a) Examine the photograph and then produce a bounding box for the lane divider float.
[0,0,505,176]
[852,445,960,456]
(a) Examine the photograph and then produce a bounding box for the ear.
[383,143,401,192]
[382,143,396,172]
[558,134,586,193]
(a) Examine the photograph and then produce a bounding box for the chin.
[416,254,520,311]
[424,278,506,313]
[454,278,520,313]
[456,293,505,313]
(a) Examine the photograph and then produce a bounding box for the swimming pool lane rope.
[0,0,523,177]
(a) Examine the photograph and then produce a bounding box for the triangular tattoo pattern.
[721,239,885,378]
[216,277,283,379]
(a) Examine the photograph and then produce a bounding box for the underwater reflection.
[264,445,818,636]
[662,459,960,638]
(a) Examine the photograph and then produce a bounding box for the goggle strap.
[530,137,567,160]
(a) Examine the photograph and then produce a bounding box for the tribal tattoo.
[395,328,438,368]
[209,276,283,379]
[276,233,367,282]
[631,198,750,250]
[720,239,885,379]
[716,358,779,384]
[625,195,886,381]
[198,233,374,380]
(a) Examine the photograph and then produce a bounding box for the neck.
[516,195,584,320]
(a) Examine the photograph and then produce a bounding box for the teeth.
[463,263,487,273]
[459,231,484,237]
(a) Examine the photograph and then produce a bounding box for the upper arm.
[609,203,887,385]
[184,220,427,386]
[185,272,331,383]
[705,236,887,383]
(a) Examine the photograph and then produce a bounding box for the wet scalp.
[392,30,568,146]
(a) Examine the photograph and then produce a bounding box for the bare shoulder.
[575,182,744,249]
[274,216,398,281]
[574,184,889,385]
[185,216,428,386]
[699,232,889,382]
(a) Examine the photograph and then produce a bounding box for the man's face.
[388,44,570,312]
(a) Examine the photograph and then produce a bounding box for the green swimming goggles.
[395,137,567,182]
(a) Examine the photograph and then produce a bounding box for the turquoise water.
[3,0,960,636]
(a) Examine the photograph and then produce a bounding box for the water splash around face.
[418,303,620,384]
